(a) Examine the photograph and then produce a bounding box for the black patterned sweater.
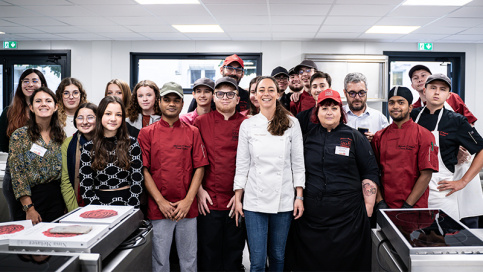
[79,136,143,208]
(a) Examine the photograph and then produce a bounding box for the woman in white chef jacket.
[233,76,305,272]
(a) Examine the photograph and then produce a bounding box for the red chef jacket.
[371,119,439,208]
[137,119,209,220]
[413,92,477,124]
[194,110,247,210]
[290,91,315,116]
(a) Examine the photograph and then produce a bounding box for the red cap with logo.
[223,54,244,69]
[317,89,341,104]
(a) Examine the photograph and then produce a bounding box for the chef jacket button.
[277,172,281,175]
[258,171,261,174]
[279,155,282,158]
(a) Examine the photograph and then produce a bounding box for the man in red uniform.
[180,78,214,125]
[409,64,477,124]
[289,60,317,115]
[372,86,438,209]
[138,82,209,272]
[194,77,247,271]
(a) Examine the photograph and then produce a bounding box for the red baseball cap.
[223,54,244,69]
[317,89,341,104]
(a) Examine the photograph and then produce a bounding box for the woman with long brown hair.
[126,80,161,129]
[79,96,143,207]
[9,87,66,224]
[0,69,48,220]
[233,76,305,272]
[55,77,88,137]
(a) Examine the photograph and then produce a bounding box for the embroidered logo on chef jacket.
[397,144,416,151]
[439,131,448,137]
[340,138,352,148]
[174,145,191,150]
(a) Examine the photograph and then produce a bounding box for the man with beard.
[342,72,388,142]
[289,60,317,115]
[409,65,477,124]
[372,86,438,210]
[272,66,291,110]
[188,54,249,113]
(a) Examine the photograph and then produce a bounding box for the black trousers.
[197,209,246,271]
[13,179,65,222]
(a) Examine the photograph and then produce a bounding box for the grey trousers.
[152,217,197,272]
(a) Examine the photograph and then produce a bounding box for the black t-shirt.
[411,107,483,173]
[187,87,249,113]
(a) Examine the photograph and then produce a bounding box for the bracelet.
[295,196,304,201]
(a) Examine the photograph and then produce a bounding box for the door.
[1,50,71,111]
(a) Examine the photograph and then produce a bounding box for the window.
[131,53,262,93]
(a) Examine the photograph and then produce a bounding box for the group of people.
[1,53,483,272]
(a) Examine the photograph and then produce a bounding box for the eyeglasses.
[274,76,289,82]
[22,79,40,85]
[298,68,313,75]
[224,66,244,74]
[63,91,80,99]
[76,115,96,122]
[215,91,237,99]
[347,91,367,98]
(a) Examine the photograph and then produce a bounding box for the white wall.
[15,40,483,132]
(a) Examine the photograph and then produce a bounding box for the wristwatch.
[295,196,304,201]
[22,203,34,212]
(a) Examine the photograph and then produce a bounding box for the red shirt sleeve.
[191,126,209,169]
[448,93,477,124]
[417,126,439,172]
[137,127,151,170]
[371,130,381,163]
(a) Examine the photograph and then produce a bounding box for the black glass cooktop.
[385,209,483,248]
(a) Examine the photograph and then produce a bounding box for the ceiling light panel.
[366,25,420,34]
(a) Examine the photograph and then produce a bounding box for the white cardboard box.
[60,205,134,228]
[0,220,33,245]
[9,222,109,249]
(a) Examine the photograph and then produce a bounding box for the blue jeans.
[244,210,292,272]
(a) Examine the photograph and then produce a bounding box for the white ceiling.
[0,0,483,43]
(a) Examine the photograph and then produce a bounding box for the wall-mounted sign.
[418,42,433,51]
[3,41,17,49]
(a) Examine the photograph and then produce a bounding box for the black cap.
[193,77,214,91]
[215,77,238,91]
[271,66,289,77]
[288,67,297,75]
[295,60,318,73]
[408,65,432,79]
[425,73,451,91]
[388,86,413,105]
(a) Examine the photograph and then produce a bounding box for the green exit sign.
[418,42,433,51]
[3,41,18,49]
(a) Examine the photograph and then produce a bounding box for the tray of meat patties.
[0,220,33,249]
[8,222,109,250]
[60,204,134,228]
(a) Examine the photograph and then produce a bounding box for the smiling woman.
[79,96,143,209]
[55,77,88,137]
[126,80,162,130]
[60,102,98,212]
[8,87,66,225]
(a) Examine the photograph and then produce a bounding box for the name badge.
[335,146,350,156]
[30,143,47,157]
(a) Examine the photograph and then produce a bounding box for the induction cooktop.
[378,209,483,268]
